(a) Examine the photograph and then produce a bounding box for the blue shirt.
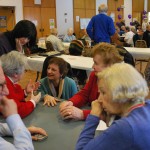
[76,100,150,150]
[0,114,34,150]
[86,13,115,43]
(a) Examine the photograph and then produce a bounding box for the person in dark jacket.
[143,24,150,47]
[0,20,37,56]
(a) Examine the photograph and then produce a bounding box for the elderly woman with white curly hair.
[0,51,41,118]
[76,63,150,150]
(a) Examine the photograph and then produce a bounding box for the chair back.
[45,41,55,52]
[135,40,147,48]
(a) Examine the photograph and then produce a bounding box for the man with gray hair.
[86,4,115,43]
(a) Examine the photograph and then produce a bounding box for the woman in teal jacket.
[38,57,77,106]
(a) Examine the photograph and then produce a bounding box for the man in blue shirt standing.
[86,4,115,43]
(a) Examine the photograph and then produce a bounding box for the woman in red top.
[59,42,123,120]
[1,51,41,118]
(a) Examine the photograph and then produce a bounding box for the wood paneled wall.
[23,0,56,38]
[73,0,96,38]
[148,0,150,12]
[132,0,144,24]
[107,0,124,26]
[0,7,15,32]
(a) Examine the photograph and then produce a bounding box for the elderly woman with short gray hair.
[76,63,150,150]
[0,51,41,118]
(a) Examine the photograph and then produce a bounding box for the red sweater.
[4,76,34,118]
[69,71,99,119]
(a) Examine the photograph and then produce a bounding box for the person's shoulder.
[40,77,48,84]
[64,77,75,83]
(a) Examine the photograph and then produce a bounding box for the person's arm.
[108,18,116,36]
[76,101,133,150]
[86,18,94,40]
[0,97,34,150]
[69,72,95,108]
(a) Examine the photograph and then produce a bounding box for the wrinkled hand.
[90,100,103,117]
[15,38,23,52]
[60,105,84,120]
[0,97,17,118]
[30,91,41,104]
[28,126,48,141]
[43,95,61,107]
[25,80,40,94]
[59,101,73,110]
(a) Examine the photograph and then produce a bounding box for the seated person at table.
[76,63,150,150]
[143,24,150,48]
[0,51,41,118]
[0,20,37,56]
[63,27,76,42]
[133,29,144,46]
[37,57,77,107]
[46,28,65,52]
[0,61,47,149]
[124,26,134,47]
[59,43,123,120]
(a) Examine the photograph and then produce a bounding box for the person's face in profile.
[17,37,30,45]
[0,66,9,100]
[92,54,108,74]
[47,63,61,81]
[98,79,122,115]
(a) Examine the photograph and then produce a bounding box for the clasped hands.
[59,101,84,120]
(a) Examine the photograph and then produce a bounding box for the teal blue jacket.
[38,77,77,100]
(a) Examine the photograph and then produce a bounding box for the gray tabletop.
[3,102,86,150]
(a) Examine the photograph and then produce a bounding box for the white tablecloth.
[124,47,150,59]
[27,54,93,76]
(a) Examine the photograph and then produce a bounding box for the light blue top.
[38,76,77,100]
[0,114,33,150]
[63,34,76,42]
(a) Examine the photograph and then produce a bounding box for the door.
[0,6,15,32]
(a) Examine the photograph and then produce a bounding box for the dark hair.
[48,57,68,78]
[12,20,37,47]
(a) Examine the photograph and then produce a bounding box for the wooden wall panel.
[41,0,56,8]
[85,0,95,9]
[23,7,42,37]
[108,0,124,26]
[108,0,116,11]
[74,9,85,38]
[132,0,144,11]
[74,0,85,9]
[41,8,56,37]
[132,0,144,24]
[23,0,56,38]
[85,10,95,18]
[0,7,15,32]
[23,0,35,7]
[148,0,150,12]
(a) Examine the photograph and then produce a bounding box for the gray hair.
[97,63,149,103]
[0,51,28,77]
[98,4,108,13]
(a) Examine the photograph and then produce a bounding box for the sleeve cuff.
[30,99,36,107]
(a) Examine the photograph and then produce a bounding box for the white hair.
[97,63,149,103]
[98,4,108,13]
[1,51,28,77]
